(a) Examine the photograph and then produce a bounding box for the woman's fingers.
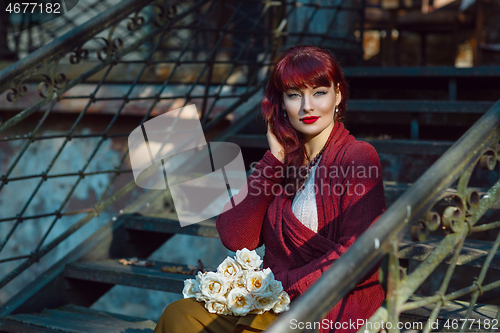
[266,124,285,163]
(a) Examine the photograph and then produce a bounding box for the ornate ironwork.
[69,45,90,64]
[6,81,28,102]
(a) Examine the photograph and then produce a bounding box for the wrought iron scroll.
[382,136,500,333]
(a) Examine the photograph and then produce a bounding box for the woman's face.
[282,82,341,141]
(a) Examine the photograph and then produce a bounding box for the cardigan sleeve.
[216,150,286,252]
[274,142,386,300]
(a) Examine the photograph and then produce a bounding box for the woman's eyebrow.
[286,85,326,91]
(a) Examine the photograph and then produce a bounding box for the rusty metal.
[421,237,465,333]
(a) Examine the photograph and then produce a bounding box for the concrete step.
[400,296,499,332]
[124,213,219,238]
[65,259,199,294]
[0,304,156,333]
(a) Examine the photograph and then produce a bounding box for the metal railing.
[0,0,141,59]
[0,0,365,303]
[266,99,500,332]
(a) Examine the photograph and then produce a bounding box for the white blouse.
[291,155,322,233]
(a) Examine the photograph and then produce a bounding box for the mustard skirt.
[154,298,281,333]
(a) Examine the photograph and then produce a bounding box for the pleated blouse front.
[291,155,323,233]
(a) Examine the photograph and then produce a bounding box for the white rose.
[195,271,204,284]
[217,257,243,281]
[194,272,209,302]
[195,292,210,303]
[262,267,274,279]
[266,279,283,297]
[246,270,270,295]
[199,272,228,300]
[272,290,290,313]
[205,299,230,315]
[254,292,278,312]
[227,287,254,316]
[249,308,265,315]
[233,270,247,289]
[182,278,199,298]
[235,248,262,271]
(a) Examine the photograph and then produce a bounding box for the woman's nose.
[302,95,314,112]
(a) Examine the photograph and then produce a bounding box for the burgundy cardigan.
[216,122,386,332]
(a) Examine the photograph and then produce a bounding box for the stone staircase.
[1,67,500,333]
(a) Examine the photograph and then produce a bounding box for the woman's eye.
[287,93,300,98]
[315,91,327,96]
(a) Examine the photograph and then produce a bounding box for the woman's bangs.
[279,56,332,91]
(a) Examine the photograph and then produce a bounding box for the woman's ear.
[335,83,342,107]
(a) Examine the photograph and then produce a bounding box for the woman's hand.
[267,124,285,163]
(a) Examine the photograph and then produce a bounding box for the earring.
[284,112,287,117]
[335,106,339,113]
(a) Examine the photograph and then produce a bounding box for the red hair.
[261,45,349,193]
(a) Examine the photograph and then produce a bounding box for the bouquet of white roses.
[182,248,291,316]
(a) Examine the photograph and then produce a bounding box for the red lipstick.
[301,116,319,124]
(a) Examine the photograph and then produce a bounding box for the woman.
[154,45,385,333]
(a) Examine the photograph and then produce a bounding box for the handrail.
[0,0,149,94]
[266,99,500,332]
